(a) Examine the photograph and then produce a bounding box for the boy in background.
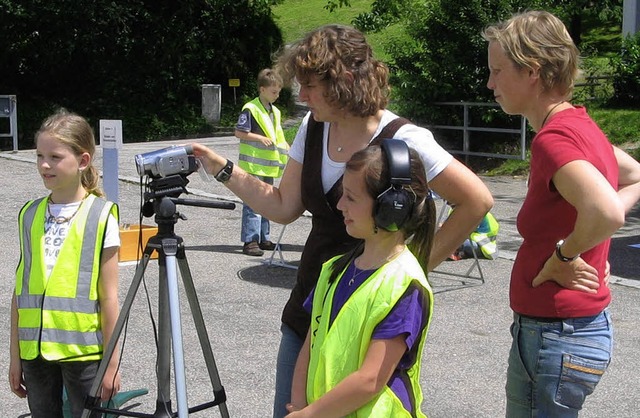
[235,69,289,256]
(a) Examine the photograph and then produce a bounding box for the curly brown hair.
[275,24,390,117]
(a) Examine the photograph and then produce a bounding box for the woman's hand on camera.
[189,143,226,175]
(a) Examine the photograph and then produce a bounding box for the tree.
[386,1,545,122]
[0,0,283,144]
[609,31,640,106]
[332,0,620,119]
[549,0,622,47]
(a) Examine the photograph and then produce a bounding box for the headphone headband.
[380,139,411,186]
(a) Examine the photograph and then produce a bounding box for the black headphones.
[373,139,415,232]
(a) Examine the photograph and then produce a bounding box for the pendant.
[337,146,343,152]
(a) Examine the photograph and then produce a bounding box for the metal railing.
[574,75,613,102]
[0,95,18,151]
[428,102,528,161]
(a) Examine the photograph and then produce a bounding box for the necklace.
[540,101,565,129]
[348,264,372,286]
[348,247,405,286]
[46,193,88,225]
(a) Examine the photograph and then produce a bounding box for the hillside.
[272,0,398,62]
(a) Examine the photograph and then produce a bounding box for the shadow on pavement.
[609,234,640,281]
[237,264,299,289]
[187,243,305,256]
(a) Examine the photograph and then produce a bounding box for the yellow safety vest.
[15,194,118,361]
[238,97,289,177]
[308,249,433,417]
[470,212,499,259]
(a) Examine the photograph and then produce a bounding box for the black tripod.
[82,175,234,418]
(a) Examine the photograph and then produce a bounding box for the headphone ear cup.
[374,187,414,232]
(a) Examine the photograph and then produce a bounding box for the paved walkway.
[1,137,638,417]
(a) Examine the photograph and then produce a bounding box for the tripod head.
[142,173,235,235]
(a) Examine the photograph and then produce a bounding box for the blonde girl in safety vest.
[286,140,436,417]
[9,109,122,418]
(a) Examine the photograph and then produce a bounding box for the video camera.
[134,144,234,221]
[135,145,197,179]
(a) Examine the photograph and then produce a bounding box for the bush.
[609,32,640,106]
[572,56,614,104]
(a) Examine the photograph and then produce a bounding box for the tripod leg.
[81,247,155,418]
[155,253,173,417]
[162,239,190,418]
[177,250,230,418]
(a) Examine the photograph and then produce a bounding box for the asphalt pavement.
[1,136,639,417]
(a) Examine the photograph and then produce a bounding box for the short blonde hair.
[275,24,389,117]
[482,10,580,98]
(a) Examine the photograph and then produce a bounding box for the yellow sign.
[229,79,240,87]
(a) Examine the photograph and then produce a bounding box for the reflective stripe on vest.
[15,195,116,361]
[238,98,288,177]
[308,249,432,417]
[470,212,499,259]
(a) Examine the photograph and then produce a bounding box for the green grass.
[272,0,396,62]
[284,123,301,144]
[273,0,370,43]
[590,108,640,145]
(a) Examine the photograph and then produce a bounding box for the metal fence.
[428,102,528,161]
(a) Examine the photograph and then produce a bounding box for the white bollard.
[99,120,123,205]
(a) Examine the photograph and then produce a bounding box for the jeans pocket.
[556,353,609,409]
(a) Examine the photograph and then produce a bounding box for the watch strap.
[555,239,578,262]
[214,159,234,183]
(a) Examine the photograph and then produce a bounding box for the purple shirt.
[304,261,427,412]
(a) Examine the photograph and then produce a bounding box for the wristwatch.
[214,159,234,183]
[555,239,579,262]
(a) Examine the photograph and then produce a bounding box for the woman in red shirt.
[483,10,640,417]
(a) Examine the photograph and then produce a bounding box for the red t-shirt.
[511,106,618,318]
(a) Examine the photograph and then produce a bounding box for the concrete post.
[201,84,221,124]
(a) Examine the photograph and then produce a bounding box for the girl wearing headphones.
[286,140,435,417]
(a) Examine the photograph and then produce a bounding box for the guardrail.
[428,102,528,161]
[574,75,613,102]
[0,95,18,151]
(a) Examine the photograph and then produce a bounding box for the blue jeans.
[22,357,100,418]
[273,323,304,418]
[506,310,613,418]
[241,175,273,243]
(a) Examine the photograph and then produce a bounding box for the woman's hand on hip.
[532,254,599,293]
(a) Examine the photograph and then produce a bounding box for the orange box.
[119,224,159,262]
